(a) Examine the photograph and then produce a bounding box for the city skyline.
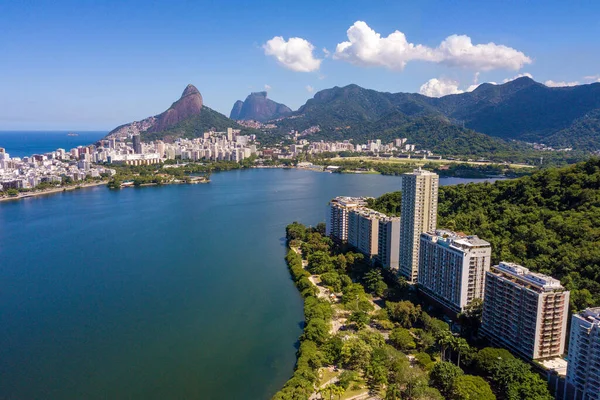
[2,0,600,130]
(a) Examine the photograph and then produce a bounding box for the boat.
[67,132,79,137]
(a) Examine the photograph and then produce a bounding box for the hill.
[107,84,255,141]
[369,159,600,310]
[272,78,600,151]
[229,91,292,122]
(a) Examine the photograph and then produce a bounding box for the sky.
[1,0,599,130]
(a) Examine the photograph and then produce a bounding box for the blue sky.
[1,0,599,130]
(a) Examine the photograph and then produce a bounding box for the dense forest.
[274,223,552,400]
[368,158,600,310]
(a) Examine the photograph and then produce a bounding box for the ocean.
[0,131,107,158]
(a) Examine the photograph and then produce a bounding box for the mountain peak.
[229,92,291,121]
[181,84,201,98]
[250,91,268,98]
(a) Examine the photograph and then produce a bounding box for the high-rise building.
[132,134,142,154]
[481,262,570,360]
[418,230,491,313]
[399,168,439,282]
[565,308,600,400]
[326,197,368,242]
[347,208,382,258]
[378,216,400,270]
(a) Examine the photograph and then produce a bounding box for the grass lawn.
[319,368,340,386]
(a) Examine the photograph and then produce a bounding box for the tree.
[348,310,370,330]
[340,337,372,371]
[436,331,454,362]
[451,375,495,400]
[307,251,334,274]
[389,327,416,352]
[364,269,387,296]
[429,361,463,398]
[302,318,330,345]
[452,337,471,368]
[386,300,420,328]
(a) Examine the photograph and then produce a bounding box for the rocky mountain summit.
[229,91,291,122]
[107,84,204,139]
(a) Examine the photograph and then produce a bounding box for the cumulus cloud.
[419,78,463,97]
[334,21,531,71]
[584,75,600,82]
[264,84,272,91]
[502,72,533,83]
[263,36,322,72]
[306,85,315,93]
[544,80,580,87]
[322,48,330,57]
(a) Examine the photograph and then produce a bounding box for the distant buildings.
[399,168,439,282]
[418,230,491,313]
[132,134,142,154]
[481,262,570,360]
[566,308,600,400]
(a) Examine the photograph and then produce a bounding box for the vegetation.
[274,222,553,400]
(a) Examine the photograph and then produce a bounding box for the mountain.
[108,84,253,141]
[272,78,600,150]
[229,92,292,122]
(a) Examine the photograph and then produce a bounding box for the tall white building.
[566,308,600,400]
[481,262,570,360]
[418,230,491,313]
[378,216,400,270]
[399,168,439,282]
[326,197,368,242]
[347,208,381,257]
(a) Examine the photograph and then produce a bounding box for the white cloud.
[419,78,463,97]
[502,72,533,83]
[264,84,272,91]
[333,21,531,71]
[306,85,315,93]
[583,75,600,82]
[322,48,330,57]
[263,36,322,72]
[544,80,580,87]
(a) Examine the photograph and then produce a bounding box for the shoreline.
[0,181,108,203]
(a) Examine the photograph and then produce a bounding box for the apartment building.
[347,207,381,257]
[399,168,439,282]
[481,262,570,360]
[418,230,491,313]
[326,197,368,242]
[566,308,600,400]
[377,216,400,270]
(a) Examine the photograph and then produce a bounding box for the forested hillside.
[369,159,600,309]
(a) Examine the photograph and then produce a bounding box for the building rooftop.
[493,262,564,291]
[578,307,600,324]
[330,196,370,207]
[422,229,491,250]
[406,167,438,176]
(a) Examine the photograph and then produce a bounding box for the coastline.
[0,181,108,203]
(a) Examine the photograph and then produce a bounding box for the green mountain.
[272,78,600,151]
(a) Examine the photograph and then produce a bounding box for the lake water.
[0,131,107,158]
[0,169,497,399]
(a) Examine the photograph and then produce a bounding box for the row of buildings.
[0,147,115,190]
[326,168,599,399]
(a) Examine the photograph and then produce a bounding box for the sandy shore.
[0,181,108,203]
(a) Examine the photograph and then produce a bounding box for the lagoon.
[0,169,496,399]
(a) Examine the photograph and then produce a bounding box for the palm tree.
[454,337,470,368]
[437,331,454,362]
[332,385,344,400]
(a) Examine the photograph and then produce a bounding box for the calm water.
[0,169,496,400]
[0,131,107,158]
